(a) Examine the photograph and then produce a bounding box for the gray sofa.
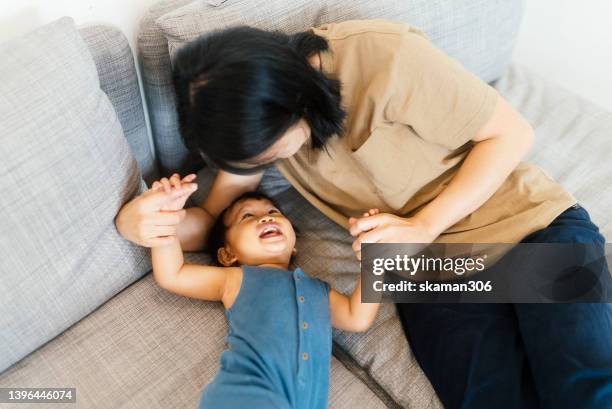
[1,1,611,408]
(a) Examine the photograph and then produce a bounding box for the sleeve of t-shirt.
[382,29,499,150]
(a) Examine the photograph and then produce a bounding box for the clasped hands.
[348,209,439,261]
[115,173,198,247]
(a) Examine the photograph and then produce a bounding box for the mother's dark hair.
[172,25,347,175]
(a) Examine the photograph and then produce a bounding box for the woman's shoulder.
[311,18,432,83]
[312,18,428,42]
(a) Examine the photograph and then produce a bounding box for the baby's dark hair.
[206,191,298,264]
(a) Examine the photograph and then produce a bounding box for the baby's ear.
[217,247,237,267]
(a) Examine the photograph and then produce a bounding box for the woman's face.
[226,117,311,171]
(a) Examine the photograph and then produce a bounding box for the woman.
[116,20,612,408]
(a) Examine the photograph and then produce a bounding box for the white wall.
[0,0,161,162]
[1,0,611,112]
[513,0,612,111]
[0,0,158,50]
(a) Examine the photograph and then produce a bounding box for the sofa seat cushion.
[0,261,390,409]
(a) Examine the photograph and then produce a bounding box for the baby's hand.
[149,173,198,211]
[348,208,380,230]
[361,208,380,218]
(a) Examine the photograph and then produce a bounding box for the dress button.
[302,321,309,330]
[302,352,309,361]
[298,296,305,303]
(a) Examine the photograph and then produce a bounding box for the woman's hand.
[348,209,439,260]
[115,173,198,248]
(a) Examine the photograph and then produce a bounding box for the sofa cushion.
[0,265,390,409]
[0,17,149,372]
[137,0,523,176]
[159,0,522,82]
[79,25,157,184]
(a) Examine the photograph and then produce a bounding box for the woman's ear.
[291,247,298,256]
[217,247,238,267]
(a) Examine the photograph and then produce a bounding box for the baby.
[149,175,380,409]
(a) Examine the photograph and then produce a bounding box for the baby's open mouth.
[258,224,283,239]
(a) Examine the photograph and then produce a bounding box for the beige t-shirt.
[275,19,577,254]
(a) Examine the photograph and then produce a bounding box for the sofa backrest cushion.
[138,0,524,177]
[79,25,158,184]
[0,17,151,372]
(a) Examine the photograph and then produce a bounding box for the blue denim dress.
[197,265,332,409]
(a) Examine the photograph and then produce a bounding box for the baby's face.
[222,198,296,266]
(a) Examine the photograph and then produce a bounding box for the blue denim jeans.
[396,204,612,409]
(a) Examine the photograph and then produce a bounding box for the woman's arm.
[174,207,214,252]
[329,276,380,332]
[412,96,534,238]
[349,96,534,256]
[201,169,265,219]
[348,29,534,255]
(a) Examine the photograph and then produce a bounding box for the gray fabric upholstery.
[0,260,389,409]
[138,0,201,178]
[79,25,158,184]
[138,0,524,177]
[0,17,150,372]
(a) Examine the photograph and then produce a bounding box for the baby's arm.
[329,208,381,332]
[148,176,232,303]
[329,276,380,332]
[152,240,229,302]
